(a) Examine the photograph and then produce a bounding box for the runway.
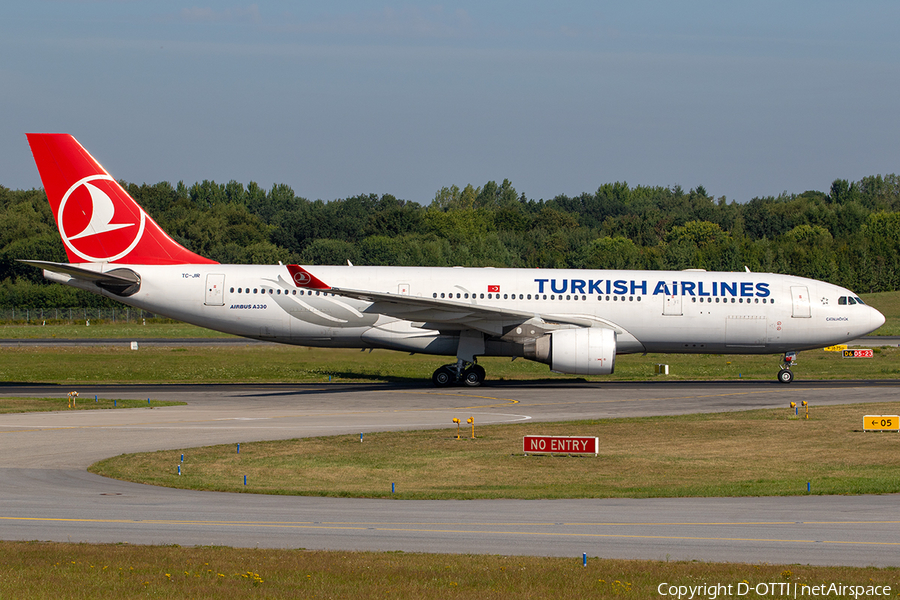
[1,380,899,566]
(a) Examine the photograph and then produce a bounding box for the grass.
[0,397,184,413]
[863,290,900,335]
[2,343,900,384]
[90,402,900,500]
[0,320,233,339]
[0,541,895,600]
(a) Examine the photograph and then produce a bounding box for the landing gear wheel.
[777,368,794,384]
[462,364,486,387]
[432,366,454,387]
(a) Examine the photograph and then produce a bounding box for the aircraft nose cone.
[871,306,886,331]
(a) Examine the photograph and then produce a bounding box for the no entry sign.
[523,435,599,455]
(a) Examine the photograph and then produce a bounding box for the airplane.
[21,133,886,386]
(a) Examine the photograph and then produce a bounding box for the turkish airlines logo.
[58,175,146,262]
[293,271,311,285]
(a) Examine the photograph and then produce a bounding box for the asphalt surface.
[1,380,899,566]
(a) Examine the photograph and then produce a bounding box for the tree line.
[2,174,900,309]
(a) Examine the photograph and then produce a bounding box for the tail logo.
[58,175,147,262]
[293,271,311,285]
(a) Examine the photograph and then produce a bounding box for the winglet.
[286,265,331,290]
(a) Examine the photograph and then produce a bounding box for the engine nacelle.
[524,328,616,375]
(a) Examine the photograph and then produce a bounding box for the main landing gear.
[432,360,486,387]
[777,351,797,384]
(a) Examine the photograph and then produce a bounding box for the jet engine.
[524,327,616,375]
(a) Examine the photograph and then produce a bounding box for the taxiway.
[0,380,898,566]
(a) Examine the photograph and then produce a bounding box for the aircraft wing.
[286,265,605,337]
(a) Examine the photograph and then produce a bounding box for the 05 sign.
[864,415,899,431]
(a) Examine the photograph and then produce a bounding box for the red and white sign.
[523,435,598,455]
[488,285,500,293]
[843,349,874,358]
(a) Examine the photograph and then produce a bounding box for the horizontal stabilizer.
[19,260,141,296]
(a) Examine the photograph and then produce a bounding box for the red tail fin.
[27,133,217,265]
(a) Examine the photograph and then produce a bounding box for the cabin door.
[205,274,226,306]
[790,286,811,318]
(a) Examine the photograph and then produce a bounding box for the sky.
[2,1,899,205]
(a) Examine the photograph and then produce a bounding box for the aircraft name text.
[533,279,771,297]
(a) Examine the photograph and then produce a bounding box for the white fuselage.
[50,264,885,358]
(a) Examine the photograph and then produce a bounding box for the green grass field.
[862,290,900,335]
[1,343,898,384]
[90,402,900,500]
[1,541,895,600]
[0,397,183,413]
[0,320,233,339]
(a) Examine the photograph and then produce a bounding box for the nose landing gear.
[777,351,797,384]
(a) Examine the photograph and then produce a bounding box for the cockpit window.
[839,296,866,305]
